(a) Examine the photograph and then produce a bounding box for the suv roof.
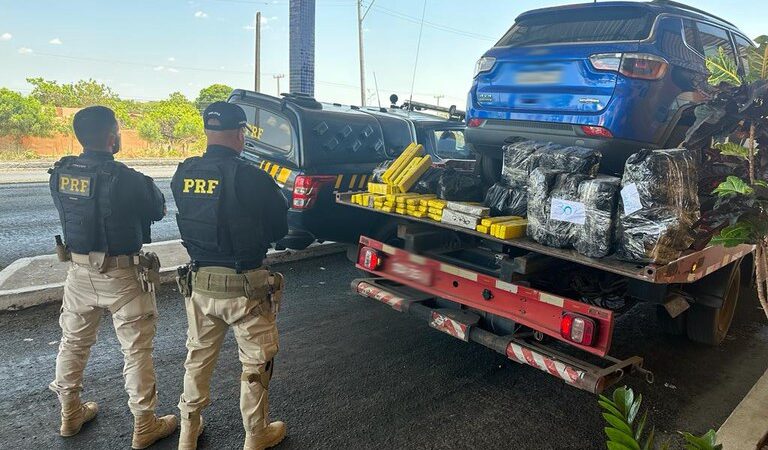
[516,1,742,36]
[230,89,462,126]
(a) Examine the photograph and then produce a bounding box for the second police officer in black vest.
[172,101,289,450]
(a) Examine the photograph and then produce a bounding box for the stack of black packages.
[484,140,561,216]
[617,149,699,264]
[528,169,589,248]
[575,176,621,258]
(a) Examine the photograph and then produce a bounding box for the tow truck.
[336,190,752,393]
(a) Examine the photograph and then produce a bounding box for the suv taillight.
[590,53,668,80]
[560,312,597,346]
[292,175,337,209]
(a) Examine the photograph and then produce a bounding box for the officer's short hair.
[73,106,118,148]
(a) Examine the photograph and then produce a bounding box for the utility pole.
[254,11,261,92]
[433,94,444,106]
[357,0,374,106]
[273,74,285,95]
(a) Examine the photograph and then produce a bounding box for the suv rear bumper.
[465,119,654,175]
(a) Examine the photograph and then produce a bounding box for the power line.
[362,2,495,41]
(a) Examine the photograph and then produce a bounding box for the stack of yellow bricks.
[475,216,528,239]
[367,143,432,195]
[351,142,528,239]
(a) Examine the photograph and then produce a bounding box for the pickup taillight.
[292,175,337,209]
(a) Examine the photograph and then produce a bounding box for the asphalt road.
[0,180,179,268]
[1,253,767,449]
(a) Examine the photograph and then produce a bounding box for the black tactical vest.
[50,155,144,255]
[171,156,265,269]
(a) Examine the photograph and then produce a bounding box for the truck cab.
[228,90,472,250]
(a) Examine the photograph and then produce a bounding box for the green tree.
[194,84,233,111]
[137,92,203,155]
[0,88,56,144]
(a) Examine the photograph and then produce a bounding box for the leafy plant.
[600,387,721,450]
[706,47,741,86]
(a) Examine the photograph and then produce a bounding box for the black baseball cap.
[203,101,252,131]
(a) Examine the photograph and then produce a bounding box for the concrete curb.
[0,242,345,312]
[717,368,768,450]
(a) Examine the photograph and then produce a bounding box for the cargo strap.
[71,252,136,272]
[192,266,270,300]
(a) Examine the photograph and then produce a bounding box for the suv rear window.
[497,6,655,47]
[684,20,737,64]
[237,103,294,154]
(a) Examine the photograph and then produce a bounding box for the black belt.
[192,259,264,273]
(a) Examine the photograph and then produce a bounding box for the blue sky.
[1,0,766,108]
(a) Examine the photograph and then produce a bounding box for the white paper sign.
[621,183,643,215]
[550,198,586,225]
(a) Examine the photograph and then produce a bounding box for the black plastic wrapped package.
[531,145,602,176]
[501,140,560,187]
[437,168,484,202]
[617,149,700,264]
[527,169,589,248]
[412,167,444,194]
[483,183,528,217]
[575,176,621,258]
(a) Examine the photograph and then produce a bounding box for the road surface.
[0,180,179,268]
[1,253,766,449]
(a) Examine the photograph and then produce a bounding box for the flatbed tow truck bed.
[336,192,754,393]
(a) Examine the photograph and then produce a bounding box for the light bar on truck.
[358,246,383,271]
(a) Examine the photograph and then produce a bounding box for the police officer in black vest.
[172,102,288,450]
[48,106,178,448]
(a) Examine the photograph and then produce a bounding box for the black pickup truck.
[228,90,472,249]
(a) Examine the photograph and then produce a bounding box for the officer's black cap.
[203,101,252,131]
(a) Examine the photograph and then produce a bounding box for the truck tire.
[656,306,687,336]
[686,264,741,345]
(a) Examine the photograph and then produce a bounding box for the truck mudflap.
[353,278,653,394]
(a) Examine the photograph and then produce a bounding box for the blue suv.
[466,0,756,175]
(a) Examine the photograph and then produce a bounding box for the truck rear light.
[560,312,597,346]
[292,175,337,209]
[358,246,383,271]
[590,52,668,80]
[580,126,613,138]
[467,118,486,128]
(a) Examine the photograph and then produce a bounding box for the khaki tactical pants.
[49,261,159,415]
[177,269,279,434]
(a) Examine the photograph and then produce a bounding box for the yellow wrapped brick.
[395,155,432,193]
[406,194,435,206]
[368,182,398,195]
[428,213,443,221]
[395,207,407,215]
[381,205,395,213]
[427,199,447,209]
[409,210,427,218]
[392,157,422,187]
[481,216,524,227]
[491,220,528,239]
[476,224,490,234]
[381,143,424,184]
